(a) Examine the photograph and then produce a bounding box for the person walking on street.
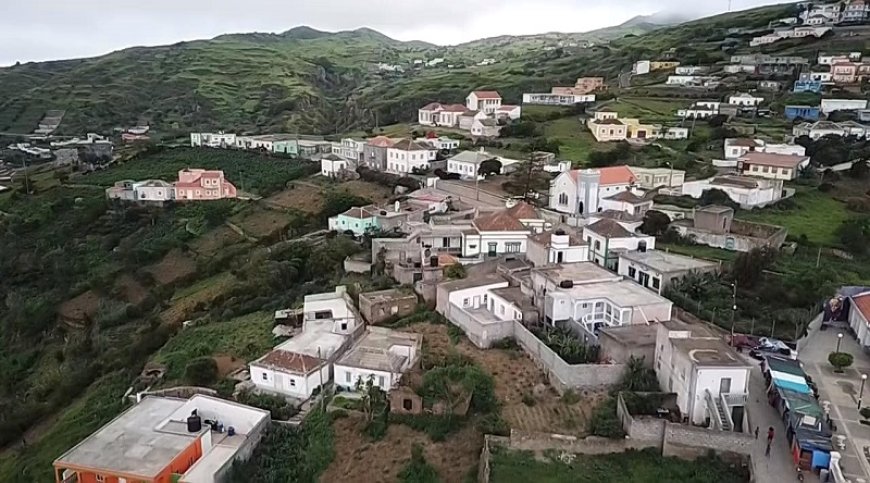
[755,426,759,439]
[767,426,775,443]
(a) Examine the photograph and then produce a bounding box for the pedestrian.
[767,426,775,443]
[754,426,759,439]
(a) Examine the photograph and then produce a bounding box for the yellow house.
[651,61,681,71]
[622,118,663,140]
[587,110,628,142]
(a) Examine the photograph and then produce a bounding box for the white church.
[548,165,652,221]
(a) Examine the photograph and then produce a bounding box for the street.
[798,316,870,482]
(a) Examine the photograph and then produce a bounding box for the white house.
[471,118,502,138]
[675,66,709,75]
[728,93,764,107]
[466,91,503,114]
[461,202,545,258]
[250,287,361,399]
[821,98,869,114]
[535,263,673,335]
[677,102,721,119]
[447,149,500,179]
[680,176,784,208]
[417,136,460,151]
[459,110,488,131]
[133,180,175,203]
[819,53,862,65]
[618,249,719,295]
[655,321,750,426]
[386,139,437,174]
[496,105,522,120]
[630,167,686,189]
[321,154,349,177]
[598,190,653,217]
[549,165,637,217]
[526,228,589,266]
[190,132,237,148]
[738,152,811,180]
[336,138,366,163]
[793,120,869,139]
[633,60,651,75]
[666,76,719,87]
[801,3,841,24]
[848,291,870,347]
[418,103,468,127]
[522,93,596,106]
[724,138,761,160]
[582,218,655,269]
[663,127,689,140]
[333,327,422,391]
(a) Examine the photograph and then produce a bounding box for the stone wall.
[617,393,666,447]
[675,224,788,252]
[444,303,515,348]
[663,423,754,463]
[508,429,635,454]
[513,322,625,393]
[343,257,371,274]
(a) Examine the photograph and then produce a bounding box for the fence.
[512,322,625,393]
[444,303,515,348]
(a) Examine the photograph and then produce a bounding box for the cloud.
[0,0,786,66]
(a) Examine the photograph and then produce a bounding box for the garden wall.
[444,303,515,348]
[435,180,507,207]
[513,322,625,393]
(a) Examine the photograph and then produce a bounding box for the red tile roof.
[391,139,432,151]
[341,205,377,219]
[256,350,323,375]
[585,218,635,238]
[505,201,539,220]
[368,136,395,148]
[741,152,808,169]
[569,165,636,186]
[728,138,760,147]
[442,104,469,112]
[604,190,647,204]
[473,211,526,232]
[854,293,870,322]
[472,91,501,99]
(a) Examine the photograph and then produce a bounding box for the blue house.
[785,105,820,121]
[793,79,822,94]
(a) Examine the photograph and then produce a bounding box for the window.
[594,240,601,250]
[499,305,505,315]
[346,371,351,383]
[463,298,471,307]
[483,294,488,305]
[628,267,636,278]
[378,376,385,388]
[341,322,348,331]
[96,476,106,483]
[289,379,296,387]
[652,278,661,290]
[262,372,268,381]
[506,242,521,253]
[403,398,413,410]
[558,192,568,205]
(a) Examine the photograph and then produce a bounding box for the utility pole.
[730,281,738,338]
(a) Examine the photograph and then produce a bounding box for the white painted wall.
[250,364,330,399]
[462,232,530,257]
[681,178,782,207]
[333,365,395,391]
[447,281,510,310]
[689,368,750,424]
[488,292,524,322]
[821,99,869,114]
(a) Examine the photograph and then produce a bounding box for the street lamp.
[836,333,844,353]
[859,374,868,410]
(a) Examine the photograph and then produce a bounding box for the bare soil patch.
[57,290,102,323]
[213,355,245,377]
[146,249,198,286]
[264,182,324,213]
[189,225,245,257]
[321,414,482,483]
[341,180,393,203]
[233,208,291,239]
[159,272,236,325]
[114,274,149,306]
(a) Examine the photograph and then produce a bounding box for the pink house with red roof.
[174,169,238,200]
[466,91,503,114]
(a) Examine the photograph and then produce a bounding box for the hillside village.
[4,1,870,483]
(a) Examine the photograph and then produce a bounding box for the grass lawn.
[152,311,275,381]
[488,447,749,483]
[610,98,684,123]
[544,117,612,163]
[738,187,849,246]
[658,243,739,263]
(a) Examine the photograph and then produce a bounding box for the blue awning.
[772,376,811,394]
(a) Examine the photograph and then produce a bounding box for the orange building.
[54,395,269,483]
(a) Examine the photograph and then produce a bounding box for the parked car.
[749,337,798,360]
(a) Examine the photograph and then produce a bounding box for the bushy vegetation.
[227,407,335,483]
[489,446,750,483]
[531,326,600,364]
[590,357,660,438]
[399,444,441,483]
[83,147,319,196]
[236,390,300,420]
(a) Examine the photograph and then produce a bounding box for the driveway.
[799,315,870,482]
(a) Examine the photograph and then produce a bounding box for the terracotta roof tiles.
[472,91,502,99]
[255,350,323,375]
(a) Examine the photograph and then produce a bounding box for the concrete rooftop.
[359,288,417,304]
[598,324,659,348]
[54,397,196,479]
[620,250,719,274]
[337,327,421,372]
[671,337,750,368]
[534,262,620,285]
[557,279,672,308]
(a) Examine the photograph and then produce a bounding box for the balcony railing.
[722,392,748,407]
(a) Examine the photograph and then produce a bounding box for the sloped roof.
[473,211,526,232]
[472,91,501,99]
[505,201,539,220]
[460,110,481,117]
[595,118,624,125]
[254,350,323,375]
[449,150,496,165]
[529,228,586,247]
[726,137,761,147]
[604,190,646,204]
[569,165,636,186]
[853,292,870,322]
[367,136,396,148]
[340,205,377,219]
[391,139,432,151]
[741,151,808,168]
[586,218,635,238]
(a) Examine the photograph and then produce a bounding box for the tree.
[499,120,541,138]
[837,218,870,256]
[478,159,502,178]
[185,357,218,385]
[640,210,671,237]
[699,188,733,207]
[444,263,466,279]
[504,151,550,201]
[399,444,439,483]
[850,160,869,180]
[730,247,777,288]
[828,352,854,372]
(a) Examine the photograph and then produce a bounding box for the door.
[638,272,650,288]
[488,242,497,257]
[557,251,564,263]
[274,373,285,392]
[719,377,732,394]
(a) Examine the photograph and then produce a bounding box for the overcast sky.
[1,0,788,66]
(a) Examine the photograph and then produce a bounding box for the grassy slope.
[739,187,850,246]
[0,4,799,136]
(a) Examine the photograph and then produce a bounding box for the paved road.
[799,316,870,482]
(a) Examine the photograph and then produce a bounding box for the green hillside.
[0,2,825,138]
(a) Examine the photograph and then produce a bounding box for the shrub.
[444,263,467,279]
[236,390,300,420]
[478,413,510,436]
[829,351,854,372]
[184,357,218,385]
[399,444,439,483]
[818,182,835,192]
[561,390,581,405]
[589,397,624,438]
[521,392,536,407]
[859,407,870,420]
